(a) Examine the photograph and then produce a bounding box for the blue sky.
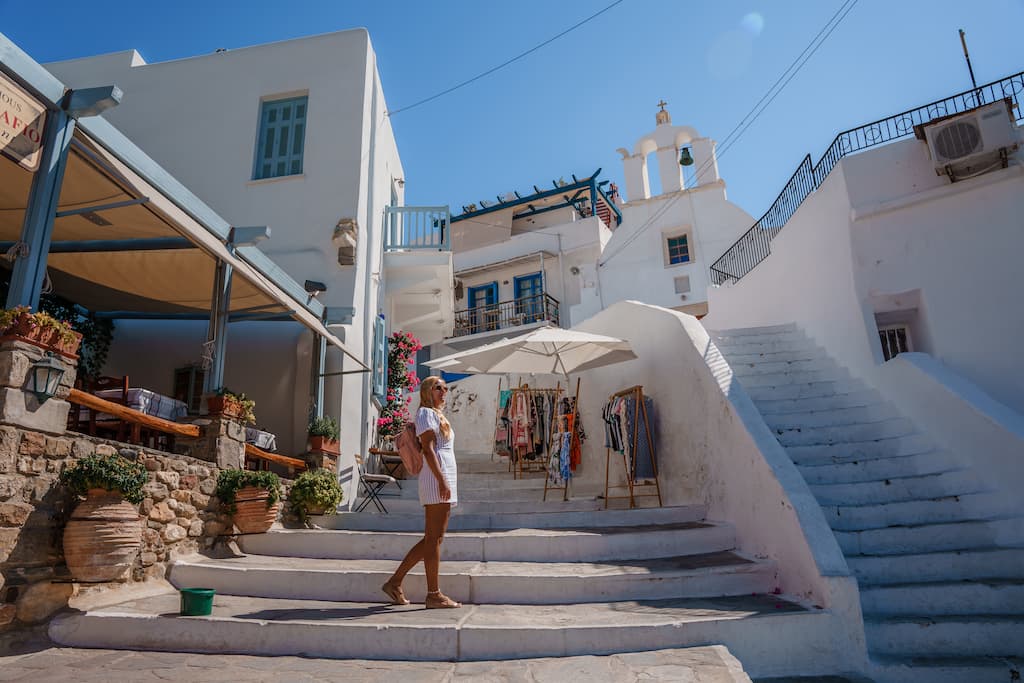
[4,0,1023,222]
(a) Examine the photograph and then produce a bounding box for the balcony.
[451,292,560,340]
[381,206,454,346]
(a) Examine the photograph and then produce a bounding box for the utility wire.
[598,0,858,267]
[388,0,626,116]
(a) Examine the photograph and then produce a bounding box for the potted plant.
[59,454,147,582]
[307,415,340,455]
[215,469,281,534]
[207,387,256,424]
[288,468,343,521]
[0,305,84,358]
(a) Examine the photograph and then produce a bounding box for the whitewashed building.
[46,31,453,487]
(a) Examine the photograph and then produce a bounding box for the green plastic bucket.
[179,587,215,616]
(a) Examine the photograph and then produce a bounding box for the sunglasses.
[433,385,448,392]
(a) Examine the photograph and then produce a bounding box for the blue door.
[514,272,544,322]
[468,282,498,332]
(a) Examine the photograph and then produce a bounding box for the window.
[253,96,307,180]
[468,283,499,333]
[172,365,205,414]
[878,325,912,362]
[372,314,387,402]
[666,234,691,265]
[514,272,544,322]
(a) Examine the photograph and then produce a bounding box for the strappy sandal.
[381,581,410,605]
[425,590,462,609]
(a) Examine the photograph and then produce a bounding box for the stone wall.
[0,425,290,631]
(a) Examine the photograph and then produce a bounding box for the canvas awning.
[0,126,365,369]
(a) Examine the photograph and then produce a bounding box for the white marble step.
[727,357,835,378]
[733,368,850,389]
[317,504,707,532]
[773,418,916,447]
[847,548,1024,585]
[834,517,1024,556]
[865,615,1024,657]
[366,496,603,515]
[861,579,1024,616]
[745,380,865,402]
[761,403,895,430]
[170,551,776,605]
[809,470,985,506]
[709,323,797,337]
[753,390,882,415]
[241,521,735,563]
[822,493,1013,531]
[48,591,832,676]
[868,656,1024,683]
[786,433,934,465]
[717,347,826,365]
[797,450,959,485]
[383,483,559,503]
[712,331,809,348]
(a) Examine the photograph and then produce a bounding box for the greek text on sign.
[0,71,47,172]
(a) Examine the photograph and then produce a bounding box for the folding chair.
[354,454,397,513]
[369,447,404,489]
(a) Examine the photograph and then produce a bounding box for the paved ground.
[0,628,753,682]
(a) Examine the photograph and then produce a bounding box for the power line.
[598,0,858,268]
[388,0,626,116]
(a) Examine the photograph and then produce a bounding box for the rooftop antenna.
[958,29,982,103]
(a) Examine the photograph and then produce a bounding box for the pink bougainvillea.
[376,330,423,439]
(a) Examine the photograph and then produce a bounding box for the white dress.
[415,407,458,507]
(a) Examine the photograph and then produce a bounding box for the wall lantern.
[30,353,65,403]
[678,147,694,166]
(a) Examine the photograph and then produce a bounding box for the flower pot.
[207,396,244,420]
[63,489,143,582]
[303,503,329,516]
[1,313,83,359]
[308,436,340,455]
[232,486,280,534]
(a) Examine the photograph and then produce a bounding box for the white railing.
[384,206,450,251]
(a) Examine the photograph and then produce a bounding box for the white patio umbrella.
[424,326,636,378]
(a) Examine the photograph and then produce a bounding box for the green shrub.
[307,415,340,441]
[215,469,281,514]
[59,454,148,504]
[214,387,256,425]
[288,469,343,521]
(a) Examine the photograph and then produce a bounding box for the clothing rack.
[603,385,662,509]
[542,377,581,502]
[502,385,563,480]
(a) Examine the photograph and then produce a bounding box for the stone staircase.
[49,453,841,679]
[711,323,1024,682]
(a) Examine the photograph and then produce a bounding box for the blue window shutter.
[254,96,308,180]
[372,315,387,401]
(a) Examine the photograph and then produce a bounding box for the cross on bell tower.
[656,99,671,125]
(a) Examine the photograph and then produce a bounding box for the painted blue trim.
[93,311,298,322]
[253,96,307,180]
[513,272,543,300]
[0,237,194,253]
[440,370,472,384]
[468,282,498,309]
[235,245,324,318]
[371,315,387,402]
[66,85,122,119]
[452,173,602,223]
[314,334,327,418]
[595,183,623,226]
[203,259,233,394]
[6,110,75,309]
[0,32,66,106]
[324,306,355,325]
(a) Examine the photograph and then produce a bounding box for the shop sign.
[0,71,47,172]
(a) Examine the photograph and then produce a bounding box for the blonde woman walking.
[382,376,462,608]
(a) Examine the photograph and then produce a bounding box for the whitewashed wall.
[568,302,864,665]
[705,137,1024,415]
[597,183,754,314]
[48,31,405,480]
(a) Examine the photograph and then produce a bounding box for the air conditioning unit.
[923,99,1019,181]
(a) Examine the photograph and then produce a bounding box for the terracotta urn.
[232,486,280,534]
[207,395,244,420]
[63,489,143,582]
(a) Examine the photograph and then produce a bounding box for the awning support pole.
[6,109,76,310]
[203,258,234,394]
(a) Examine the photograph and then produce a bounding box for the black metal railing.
[710,71,1024,285]
[452,293,560,338]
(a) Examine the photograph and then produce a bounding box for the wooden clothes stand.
[604,385,662,509]
[542,377,581,503]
